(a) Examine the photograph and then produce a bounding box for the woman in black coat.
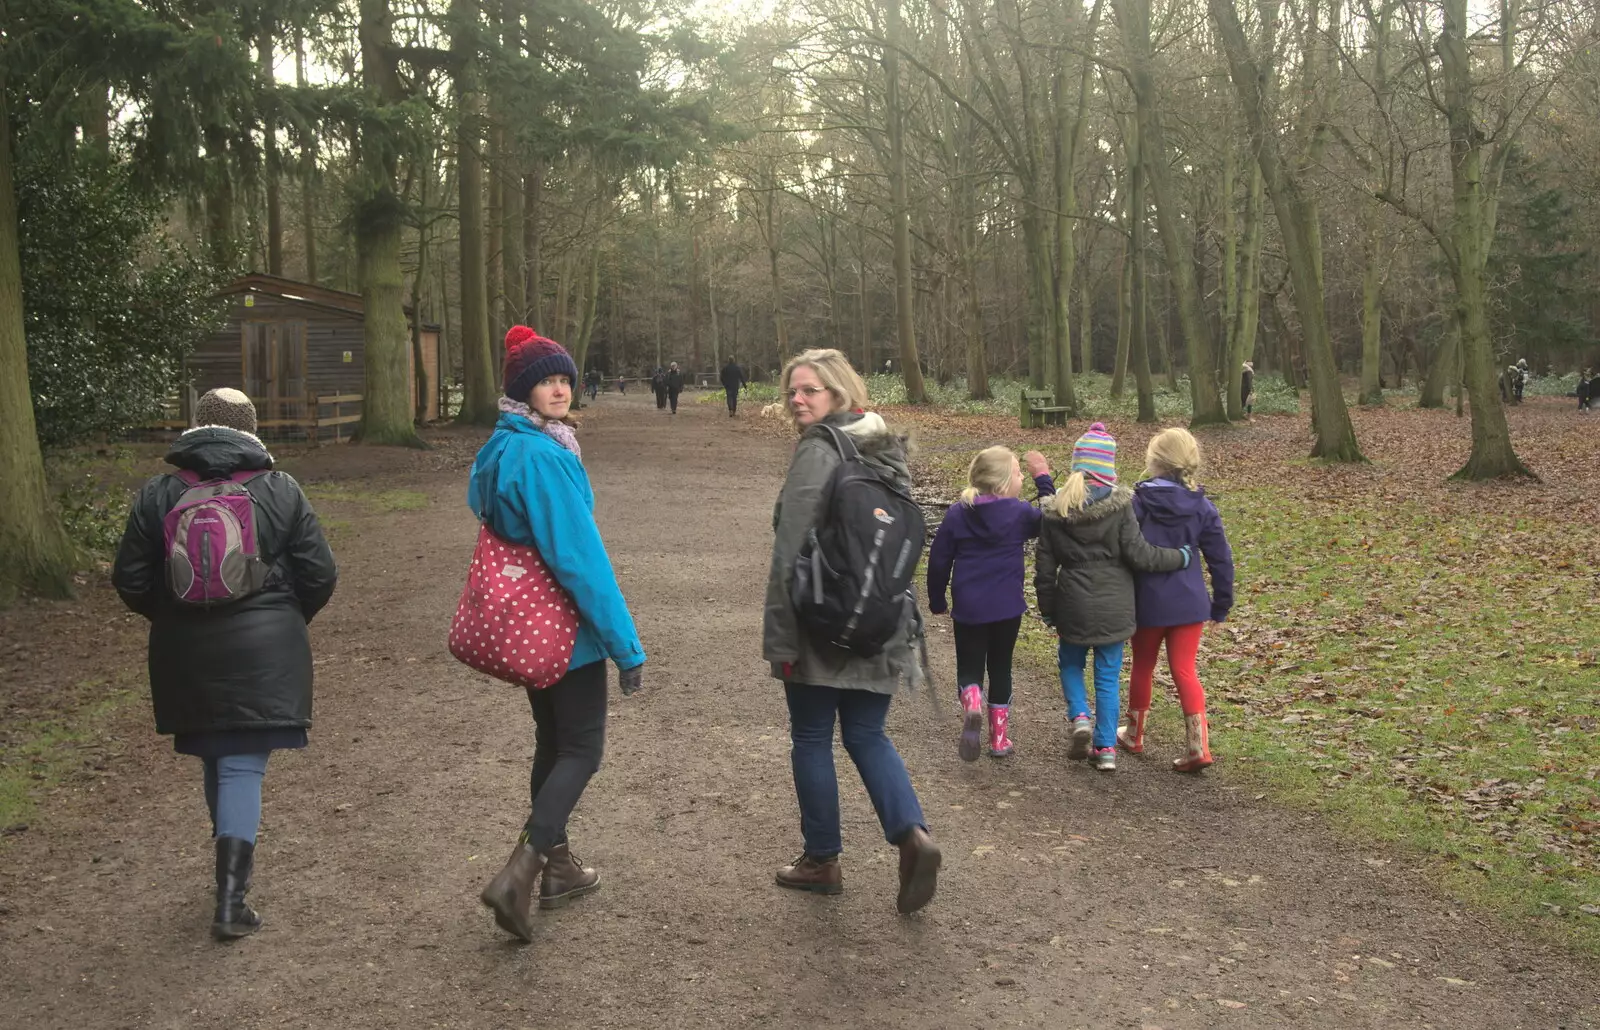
[113,389,337,940]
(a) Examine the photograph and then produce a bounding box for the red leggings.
[1129,623,1206,716]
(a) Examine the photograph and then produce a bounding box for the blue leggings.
[202,753,271,843]
[1058,641,1126,750]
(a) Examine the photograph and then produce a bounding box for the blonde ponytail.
[1054,470,1089,515]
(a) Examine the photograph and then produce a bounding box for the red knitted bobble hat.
[503,325,579,402]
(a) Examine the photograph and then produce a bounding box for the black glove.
[618,664,643,696]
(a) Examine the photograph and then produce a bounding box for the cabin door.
[242,321,308,428]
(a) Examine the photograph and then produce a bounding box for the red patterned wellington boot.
[1172,713,1214,773]
[1118,708,1148,754]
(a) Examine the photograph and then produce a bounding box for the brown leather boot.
[539,843,601,909]
[895,827,941,915]
[775,853,843,895]
[480,841,544,942]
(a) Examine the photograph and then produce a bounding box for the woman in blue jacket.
[471,326,647,943]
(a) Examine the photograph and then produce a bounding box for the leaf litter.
[879,397,1600,948]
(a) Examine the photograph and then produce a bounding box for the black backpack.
[791,423,927,657]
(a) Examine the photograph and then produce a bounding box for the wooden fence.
[142,391,363,444]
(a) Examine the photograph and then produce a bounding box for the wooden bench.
[1020,388,1070,428]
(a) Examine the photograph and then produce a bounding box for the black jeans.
[953,616,1022,706]
[726,389,739,415]
[669,389,681,414]
[523,660,608,852]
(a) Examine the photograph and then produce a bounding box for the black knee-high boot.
[213,837,262,940]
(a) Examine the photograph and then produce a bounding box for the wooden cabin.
[177,274,441,440]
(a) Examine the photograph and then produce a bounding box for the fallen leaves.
[899,398,1600,940]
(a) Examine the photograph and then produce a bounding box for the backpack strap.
[813,421,861,463]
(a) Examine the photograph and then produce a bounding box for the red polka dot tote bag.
[449,523,581,690]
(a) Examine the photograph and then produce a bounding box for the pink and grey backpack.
[161,470,272,606]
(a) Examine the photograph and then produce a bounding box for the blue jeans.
[202,752,271,842]
[1058,641,1126,750]
[784,683,927,857]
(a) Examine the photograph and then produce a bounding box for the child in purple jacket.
[928,446,1055,760]
[1126,428,1235,772]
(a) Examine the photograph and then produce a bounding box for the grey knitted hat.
[194,388,258,435]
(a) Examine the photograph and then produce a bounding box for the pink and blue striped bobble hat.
[1072,422,1118,487]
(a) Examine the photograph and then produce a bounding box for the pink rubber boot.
[959,685,983,762]
[987,705,1014,758]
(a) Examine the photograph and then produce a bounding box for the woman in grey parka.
[762,348,941,914]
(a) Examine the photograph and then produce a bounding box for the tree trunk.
[570,243,601,379]
[1022,205,1052,389]
[1121,0,1225,425]
[1210,0,1363,459]
[452,0,496,425]
[356,204,418,444]
[496,6,525,327]
[1050,0,1102,409]
[501,162,525,326]
[1157,275,1179,391]
[886,0,928,402]
[1359,0,1392,408]
[0,82,75,602]
[652,199,663,367]
[764,179,789,356]
[205,125,237,270]
[555,253,571,340]
[963,217,989,398]
[295,25,318,283]
[709,259,721,367]
[525,162,543,328]
[355,0,422,447]
[691,224,703,369]
[259,26,283,276]
[858,222,872,371]
[1437,0,1530,479]
[1112,153,1133,398]
[487,126,503,336]
[411,145,432,426]
[1128,118,1156,422]
[1075,251,1091,373]
[1113,238,1132,396]
[1359,211,1384,405]
[1227,163,1264,418]
[82,81,111,155]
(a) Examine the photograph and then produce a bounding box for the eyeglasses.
[786,386,829,400]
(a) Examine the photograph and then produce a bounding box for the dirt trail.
[1,391,1595,1030]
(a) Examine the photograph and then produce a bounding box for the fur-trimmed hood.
[801,410,912,492]
[1048,484,1134,525]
